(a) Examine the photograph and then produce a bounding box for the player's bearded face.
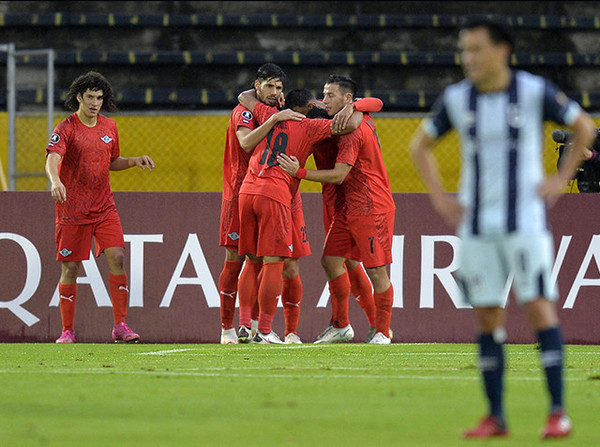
[255,78,284,107]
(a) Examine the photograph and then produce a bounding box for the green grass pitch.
[0,343,598,446]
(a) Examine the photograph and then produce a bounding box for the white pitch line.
[138,366,600,374]
[134,347,600,357]
[137,348,199,355]
[0,369,595,382]
[135,349,476,356]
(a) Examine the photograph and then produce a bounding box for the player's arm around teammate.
[237,108,305,152]
[276,93,380,184]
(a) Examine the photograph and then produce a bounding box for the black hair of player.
[284,88,315,110]
[306,107,330,119]
[255,63,287,86]
[326,74,357,99]
[64,71,117,113]
[460,18,514,52]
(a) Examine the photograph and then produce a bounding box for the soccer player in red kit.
[278,75,396,344]
[283,89,385,342]
[218,63,307,344]
[45,71,155,344]
[237,89,364,343]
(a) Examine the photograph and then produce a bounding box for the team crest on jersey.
[228,232,240,241]
[506,104,524,128]
[50,134,60,145]
[59,248,73,257]
[241,111,253,121]
[100,135,113,144]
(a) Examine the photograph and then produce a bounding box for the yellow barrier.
[0,111,590,193]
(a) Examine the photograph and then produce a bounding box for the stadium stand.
[1,12,600,29]
[2,2,600,193]
[1,49,599,109]
[1,9,600,110]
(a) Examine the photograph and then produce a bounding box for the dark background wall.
[1,1,599,111]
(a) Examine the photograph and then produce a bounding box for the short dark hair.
[284,88,315,110]
[326,74,357,98]
[306,107,329,119]
[460,18,514,51]
[255,63,287,86]
[64,71,117,112]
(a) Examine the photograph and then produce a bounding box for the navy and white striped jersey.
[423,70,581,237]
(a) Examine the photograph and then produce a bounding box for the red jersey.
[312,138,343,208]
[222,104,257,201]
[311,97,384,208]
[46,113,120,225]
[240,102,332,207]
[336,114,395,216]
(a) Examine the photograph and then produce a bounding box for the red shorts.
[55,211,125,261]
[219,197,241,249]
[323,203,360,261]
[290,195,311,259]
[238,193,294,258]
[322,202,335,233]
[324,211,394,268]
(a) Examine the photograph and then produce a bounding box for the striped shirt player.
[411,20,596,440]
[422,70,580,304]
[424,71,582,239]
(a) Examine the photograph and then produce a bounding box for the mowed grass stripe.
[1,343,598,447]
[0,368,595,381]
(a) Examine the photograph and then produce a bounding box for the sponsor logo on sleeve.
[241,111,253,122]
[49,134,60,146]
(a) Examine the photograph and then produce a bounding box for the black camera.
[553,128,600,193]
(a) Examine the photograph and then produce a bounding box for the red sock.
[329,272,351,328]
[251,295,260,322]
[109,273,128,325]
[282,274,302,336]
[374,284,394,338]
[58,283,77,332]
[258,261,284,334]
[218,260,243,329]
[252,265,264,321]
[348,264,376,327]
[329,285,338,325]
[238,259,262,328]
